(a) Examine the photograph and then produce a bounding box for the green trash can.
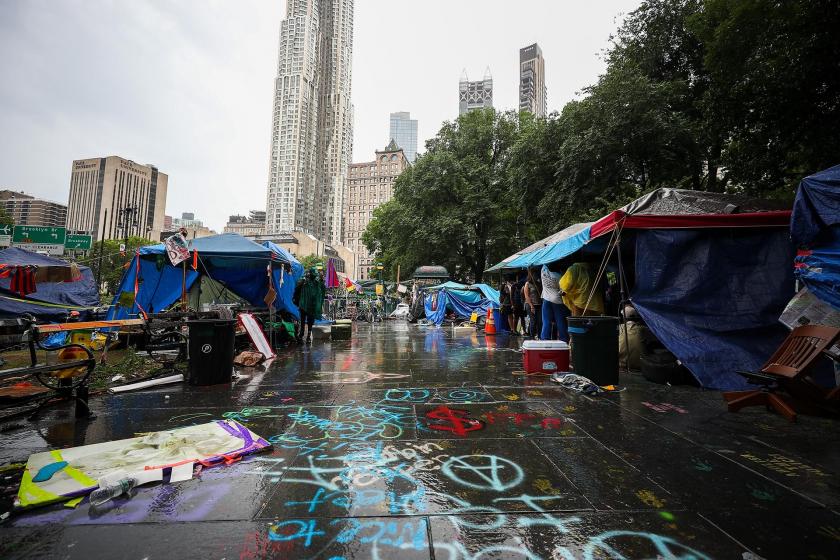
[187,319,236,386]
[567,316,619,385]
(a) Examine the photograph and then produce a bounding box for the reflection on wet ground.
[1,322,839,559]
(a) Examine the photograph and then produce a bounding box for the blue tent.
[0,247,99,321]
[791,165,840,310]
[107,233,303,320]
[424,283,500,326]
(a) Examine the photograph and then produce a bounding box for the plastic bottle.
[89,477,138,507]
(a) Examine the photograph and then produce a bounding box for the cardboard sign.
[239,312,275,359]
[164,234,190,266]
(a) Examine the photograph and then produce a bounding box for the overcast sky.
[0,0,641,232]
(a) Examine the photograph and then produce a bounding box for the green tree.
[0,207,13,228]
[88,236,156,298]
[298,254,326,271]
[364,108,522,283]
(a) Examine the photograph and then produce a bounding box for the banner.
[164,234,190,266]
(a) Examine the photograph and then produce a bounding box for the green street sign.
[65,234,92,250]
[13,225,66,244]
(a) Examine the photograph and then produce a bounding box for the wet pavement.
[1,321,839,559]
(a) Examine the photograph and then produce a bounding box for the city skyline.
[0,1,643,231]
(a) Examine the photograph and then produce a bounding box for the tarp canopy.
[791,165,840,310]
[424,288,497,326]
[0,247,99,321]
[107,233,303,320]
[486,188,795,390]
[488,189,791,272]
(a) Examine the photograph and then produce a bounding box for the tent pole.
[616,235,632,374]
[181,260,187,311]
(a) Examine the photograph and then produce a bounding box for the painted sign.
[13,225,66,244]
[65,234,93,250]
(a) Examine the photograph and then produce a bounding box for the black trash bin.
[187,319,236,386]
[567,316,620,385]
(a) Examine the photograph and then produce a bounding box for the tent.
[0,247,99,321]
[488,188,794,390]
[107,233,303,320]
[791,164,840,310]
[424,283,500,326]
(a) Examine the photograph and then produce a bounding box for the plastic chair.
[722,325,840,422]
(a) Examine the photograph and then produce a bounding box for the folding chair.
[722,325,840,422]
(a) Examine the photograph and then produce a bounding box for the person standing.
[540,264,570,341]
[523,267,542,339]
[560,262,605,316]
[499,277,515,333]
[512,273,527,335]
[295,267,326,344]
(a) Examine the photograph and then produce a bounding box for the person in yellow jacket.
[559,262,605,316]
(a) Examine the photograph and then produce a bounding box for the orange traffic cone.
[484,307,497,335]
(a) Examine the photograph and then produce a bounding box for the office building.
[0,190,67,227]
[264,0,354,246]
[172,212,204,229]
[344,140,409,279]
[459,68,493,115]
[224,211,266,237]
[66,156,168,241]
[519,43,547,117]
[389,112,418,162]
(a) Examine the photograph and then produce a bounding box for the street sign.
[14,243,65,256]
[13,225,66,245]
[0,225,11,235]
[65,234,93,250]
[0,235,10,248]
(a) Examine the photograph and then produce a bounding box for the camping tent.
[107,234,303,320]
[424,283,500,326]
[487,188,794,390]
[791,164,840,311]
[0,247,99,321]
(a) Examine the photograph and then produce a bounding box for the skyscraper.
[265,0,354,245]
[459,68,493,115]
[389,112,418,162]
[519,43,547,117]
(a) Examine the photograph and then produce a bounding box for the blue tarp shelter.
[0,247,99,321]
[107,233,303,320]
[792,164,840,310]
[487,189,794,390]
[424,283,500,326]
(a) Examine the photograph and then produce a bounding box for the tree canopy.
[364,0,840,279]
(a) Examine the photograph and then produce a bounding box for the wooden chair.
[722,325,840,422]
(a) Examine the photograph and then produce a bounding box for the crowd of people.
[498,262,606,342]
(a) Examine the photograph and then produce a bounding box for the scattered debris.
[109,374,184,394]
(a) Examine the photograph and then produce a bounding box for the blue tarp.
[487,223,593,271]
[631,229,795,390]
[791,165,840,311]
[791,164,840,247]
[107,234,303,320]
[0,247,99,321]
[424,287,497,326]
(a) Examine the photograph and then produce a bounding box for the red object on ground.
[523,340,570,374]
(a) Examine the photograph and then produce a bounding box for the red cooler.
[522,340,570,374]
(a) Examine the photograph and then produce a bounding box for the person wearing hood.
[294,267,326,343]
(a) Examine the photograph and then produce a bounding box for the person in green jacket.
[294,267,326,344]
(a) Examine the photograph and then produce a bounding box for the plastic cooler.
[522,340,570,374]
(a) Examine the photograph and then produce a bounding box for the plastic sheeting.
[631,229,795,390]
[791,164,840,247]
[424,289,496,326]
[0,248,99,320]
[795,227,840,311]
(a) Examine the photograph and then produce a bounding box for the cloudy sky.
[0,0,641,232]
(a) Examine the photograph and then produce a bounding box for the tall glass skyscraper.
[389,112,418,162]
[264,0,354,244]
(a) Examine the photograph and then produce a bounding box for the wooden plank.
[35,319,146,333]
